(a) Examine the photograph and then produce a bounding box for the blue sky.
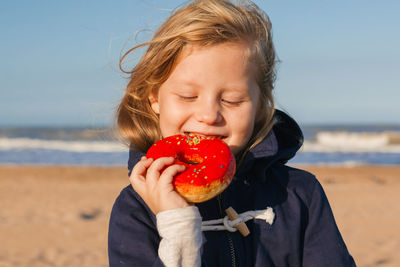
[1,0,399,127]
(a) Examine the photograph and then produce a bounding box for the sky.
[1,0,399,127]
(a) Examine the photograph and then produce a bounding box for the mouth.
[184,132,227,140]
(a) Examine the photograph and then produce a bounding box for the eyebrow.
[175,79,249,92]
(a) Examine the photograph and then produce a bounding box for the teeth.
[184,132,225,139]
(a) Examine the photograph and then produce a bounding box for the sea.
[0,125,399,166]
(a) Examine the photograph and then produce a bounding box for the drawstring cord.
[201,207,275,233]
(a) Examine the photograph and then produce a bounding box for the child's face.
[150,42,260,155]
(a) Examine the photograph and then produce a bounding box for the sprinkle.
[220,165,224,168]
[204,156,207,159]
[204,176,208,179]
[185,136,201,146]
[191,180,194,183]
[177,141,181,145]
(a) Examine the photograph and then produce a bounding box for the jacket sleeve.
[108,186,165,267]
[302,179,356,266]
[156,207,203,267]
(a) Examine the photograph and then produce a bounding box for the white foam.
[290,161,366,167]
[302,131,400,153]
[0,137,127,153]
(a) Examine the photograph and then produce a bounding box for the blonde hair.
[116,0,277,160]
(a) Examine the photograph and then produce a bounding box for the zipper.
[217,194,237,267]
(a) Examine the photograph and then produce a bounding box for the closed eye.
[178,95,197,101]
[221,99,244,106]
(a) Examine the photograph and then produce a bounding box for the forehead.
[180,41,254,67]
[167,42,257,87]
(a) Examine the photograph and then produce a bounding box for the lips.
[184,132,227,140]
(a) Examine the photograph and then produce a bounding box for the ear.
[148,93,160,114]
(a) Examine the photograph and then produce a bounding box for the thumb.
[158,164,186,188]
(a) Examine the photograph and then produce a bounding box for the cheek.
[157,104,173,136]
[158,103,189,136]
[161,104,187,124]
[240,114,256,140]
[231,106,257,142]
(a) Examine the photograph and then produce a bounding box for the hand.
[129,156,190,214]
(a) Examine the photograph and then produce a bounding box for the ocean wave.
[302,131,400,153]
[2,131,400,154]
[0,137,127,153]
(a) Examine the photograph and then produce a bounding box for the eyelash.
[179,95,243,106]
[179,95,197,101]
[221,99,243,106]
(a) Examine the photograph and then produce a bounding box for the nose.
[194,98,222,125]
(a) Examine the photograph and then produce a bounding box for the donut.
[146,134,236,203]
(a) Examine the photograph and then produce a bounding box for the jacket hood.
[127,109,303,175]
[234,109,303,176]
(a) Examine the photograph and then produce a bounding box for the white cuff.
[156,206,203,267]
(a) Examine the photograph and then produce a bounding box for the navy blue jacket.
[108,110,356,266]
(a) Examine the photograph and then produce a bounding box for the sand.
[0,165,399,267]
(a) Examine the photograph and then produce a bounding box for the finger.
[129,158,153,191]
[146,157,175,186]
[158,164,186,188]
[130,175,146,195]
[130,158,153,180]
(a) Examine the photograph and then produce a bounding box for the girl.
[108,1,356,266]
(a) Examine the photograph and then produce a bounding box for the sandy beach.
[0,165,399,267]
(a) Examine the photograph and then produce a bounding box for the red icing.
[146,134,235,190]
